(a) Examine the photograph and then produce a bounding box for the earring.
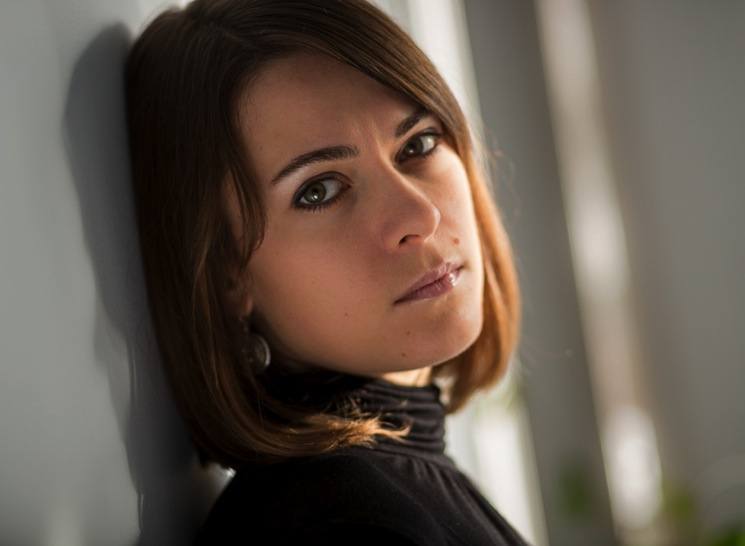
[240,318,271,373]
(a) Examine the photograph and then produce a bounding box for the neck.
[268,350,433,388]
[378,366,432,387]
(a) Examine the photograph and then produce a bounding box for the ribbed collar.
[261,366,450,461]
[334,376,447,456]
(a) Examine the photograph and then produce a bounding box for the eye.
[397,131,442,162]
[293,176,348,213]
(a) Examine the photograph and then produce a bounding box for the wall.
[0,2,224,544]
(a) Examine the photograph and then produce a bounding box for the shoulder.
[281,518,430,545]
[196,449,448,545]
[217,449,432,519]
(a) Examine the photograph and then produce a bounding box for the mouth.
[395,262,464,305]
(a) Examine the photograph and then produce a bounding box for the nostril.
[400,233,424,245]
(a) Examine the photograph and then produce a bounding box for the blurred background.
[1,0,742,544]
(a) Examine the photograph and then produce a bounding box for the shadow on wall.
[61,24,226,546]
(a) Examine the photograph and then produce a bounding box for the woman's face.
[224,51,484,382]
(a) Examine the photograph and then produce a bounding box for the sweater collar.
[262,366,448,456]
[334,376,447,456]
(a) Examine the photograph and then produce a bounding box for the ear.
[222,268,254,320]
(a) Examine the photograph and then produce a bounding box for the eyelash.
[292,129,443,213]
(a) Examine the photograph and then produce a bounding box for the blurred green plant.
[557,459,594,520]
[654,476,743,546]
[660,476,697,535]
[704,523,745,546]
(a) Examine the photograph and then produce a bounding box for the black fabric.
[194,370,532,545]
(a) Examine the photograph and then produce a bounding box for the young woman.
[125,0,525,544]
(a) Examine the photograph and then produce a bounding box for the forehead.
[237,51,417,178]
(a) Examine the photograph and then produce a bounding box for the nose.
[375,165,442,251]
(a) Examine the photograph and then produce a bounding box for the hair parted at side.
[124,0,521,469]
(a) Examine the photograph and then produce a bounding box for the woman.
[125,0,525,544]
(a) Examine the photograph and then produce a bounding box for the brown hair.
[124,0,521,469]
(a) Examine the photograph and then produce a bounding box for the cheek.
[247,230,387,367]
[247,221,381,334]
[436,160,484,305]
[250,232,336,306]
[427,147,470,199]
[435,155,480,236]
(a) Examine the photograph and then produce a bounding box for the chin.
[447,302,484,357]
[414,320,483,368]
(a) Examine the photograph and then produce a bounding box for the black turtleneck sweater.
[194,371,532,545]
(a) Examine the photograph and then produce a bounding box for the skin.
[223,51,484,387]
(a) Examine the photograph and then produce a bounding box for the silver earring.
[240,319,271,373]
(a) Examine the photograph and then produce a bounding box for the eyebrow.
[270,106,431,186]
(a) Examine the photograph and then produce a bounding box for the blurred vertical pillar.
[587,1,745,540]
[462,1,617,544]
[533,0,665,542]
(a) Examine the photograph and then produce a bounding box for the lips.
[395,261,462,304]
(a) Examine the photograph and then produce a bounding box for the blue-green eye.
[293,177,347,213]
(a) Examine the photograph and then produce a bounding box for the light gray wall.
[0,2,223,544]
[589,1,745,535]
